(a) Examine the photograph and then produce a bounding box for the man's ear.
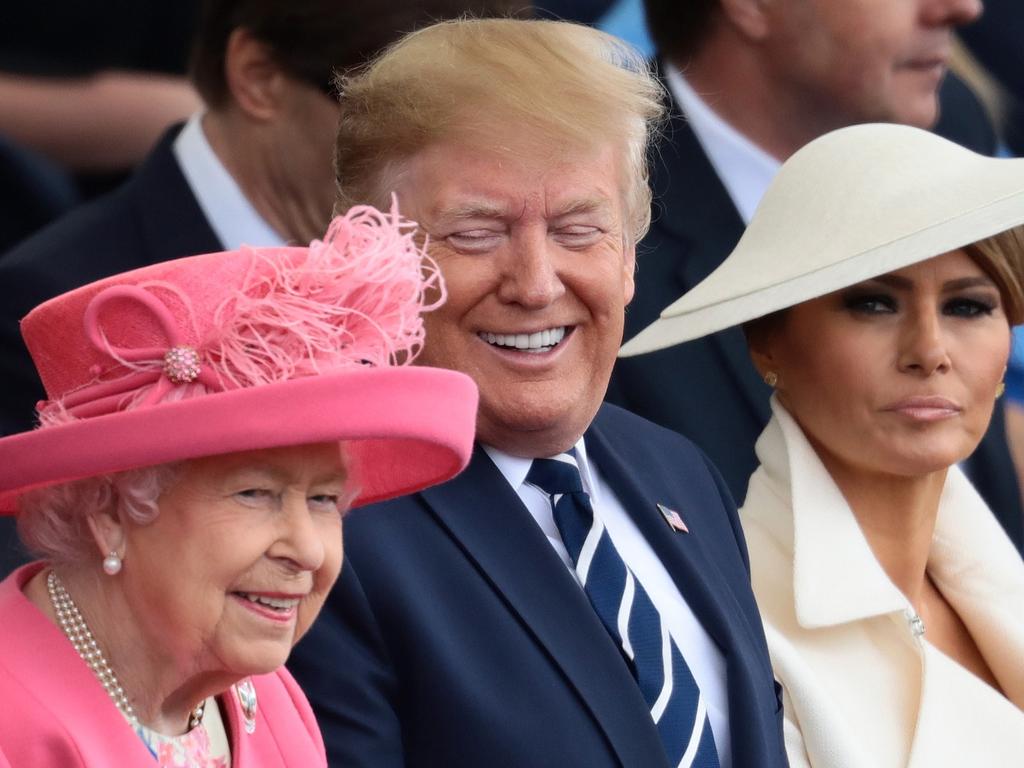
[622,240,637,306]
[719,0,773,41]
[86,504,126,563]
[223,27,286,121]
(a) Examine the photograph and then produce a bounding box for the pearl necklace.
[47,570,205,730]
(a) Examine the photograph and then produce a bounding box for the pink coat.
[0,563,327,767]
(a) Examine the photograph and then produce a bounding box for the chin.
[225,643,292,678]
[488,391,590,433]
[892,97,940,130]
[882,446,970,478]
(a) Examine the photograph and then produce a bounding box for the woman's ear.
[86,504,126,565]
[748,346,775,383]
[744,318,781,381]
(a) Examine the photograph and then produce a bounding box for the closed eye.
[552,225,603,248]
[235,488,275,505]
[446,230,504,253]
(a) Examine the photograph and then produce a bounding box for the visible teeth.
[242,593,299,610]
[480,326,567,351]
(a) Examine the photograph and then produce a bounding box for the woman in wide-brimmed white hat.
[622,123,1024,767]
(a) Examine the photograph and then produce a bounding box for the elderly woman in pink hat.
[623,124,1024,767]
[0,204,477,767]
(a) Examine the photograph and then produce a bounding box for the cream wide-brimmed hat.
[619,123,1024,357]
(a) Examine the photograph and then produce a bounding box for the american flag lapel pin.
[657,503,689,533]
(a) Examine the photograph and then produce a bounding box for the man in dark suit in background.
[290,18,786,768]
[606,0,1024,550]
[0,0,526,437]
[0,0,525,574]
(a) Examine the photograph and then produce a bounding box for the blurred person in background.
[0,2,202,197]
[0,0,528,574]
[0,2,201,252]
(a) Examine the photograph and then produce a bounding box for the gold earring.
[764,371,778,388]
[997,381,1006,399]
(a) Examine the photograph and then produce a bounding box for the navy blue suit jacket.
[606,74,1024,552]
[290,404,787,767]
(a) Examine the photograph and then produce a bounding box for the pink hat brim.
[0,366,478,514]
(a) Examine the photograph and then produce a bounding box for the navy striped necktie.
[527,451,720,768]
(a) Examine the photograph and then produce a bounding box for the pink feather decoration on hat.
[37,200,444,424]
[206,200,444,389]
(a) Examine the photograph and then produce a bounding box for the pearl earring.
[763,371,779,387]
[102,551,122,576]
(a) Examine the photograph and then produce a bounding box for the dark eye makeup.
[839,288,1000,318]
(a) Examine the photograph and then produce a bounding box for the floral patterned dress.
[132,697,231,767]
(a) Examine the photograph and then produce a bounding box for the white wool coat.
[740,398,1024,767]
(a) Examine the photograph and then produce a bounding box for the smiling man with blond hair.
[290,18,787,768]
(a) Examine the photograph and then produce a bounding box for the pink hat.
[0,203,478,513]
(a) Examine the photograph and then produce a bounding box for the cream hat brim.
[620,123,1024,357]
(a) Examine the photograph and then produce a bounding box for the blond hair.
[333,18,665,243]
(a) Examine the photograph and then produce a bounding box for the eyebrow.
[432,201,511,221]
[226,463,348,486]
[432,195,614,222]
[861,274,998,291]
[548,196,613,218]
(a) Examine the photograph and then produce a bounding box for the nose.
[272,492,327,572]
[921,0,982,27]
[898,308,952,376]
[497,229,565,308]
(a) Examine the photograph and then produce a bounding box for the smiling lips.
[233,591,303,623]
[884,396,962,422]
[479,326,568,354]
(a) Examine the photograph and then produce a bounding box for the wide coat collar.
[418,407,777,767]
[749,397,1024,645]
[744,398,1024,766]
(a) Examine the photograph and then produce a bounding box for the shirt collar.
[664,64,781,224]
[483,437,598,501]
[172,112,286,250]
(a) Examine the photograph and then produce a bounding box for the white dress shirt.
[483,440,733,768]
[172,112,286,250]
[665,65,780,225]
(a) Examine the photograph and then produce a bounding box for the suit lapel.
[130,127,223,266]
[421,446,671,768]
[649,77,770,423]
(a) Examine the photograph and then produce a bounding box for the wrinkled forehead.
[391,126,633,219]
